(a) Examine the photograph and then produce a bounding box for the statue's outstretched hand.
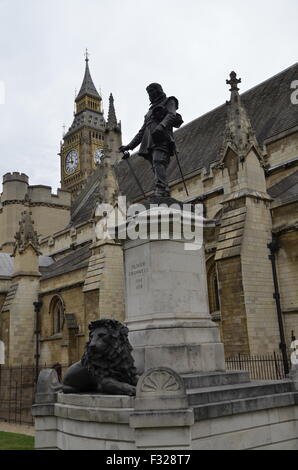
[119,146,130,160]
[119,145,130,153]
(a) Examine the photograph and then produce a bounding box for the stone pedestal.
[33,366,298,450]
[120,207,225,374]
[130,368,194,450]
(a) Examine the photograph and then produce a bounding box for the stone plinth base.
[33,393,135,450]
[122,208,225,374]
[33,367,298,450]
[128,318,224,374]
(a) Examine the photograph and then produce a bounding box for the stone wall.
[84,290,99,330]
[216,256,250,356]
[241,198,280,354]
[97,243,125,322]
[40,222,93,257]
[8,277,40,366]
[39,268,87,366]
[277,230,298,345]
[266,132,298,168]
[191,406,298,449]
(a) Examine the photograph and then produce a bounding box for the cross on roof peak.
[85,48,89,62]
[226,71,241,92]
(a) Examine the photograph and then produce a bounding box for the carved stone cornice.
[222,188,272,204]
[272,222,298,236]
[2,200,70,210]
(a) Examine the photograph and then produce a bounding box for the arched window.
[207,258,221,314]
[49,296,65,335]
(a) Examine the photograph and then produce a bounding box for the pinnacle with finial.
[14,211,40,254]
[226,71,241,92]
[107,93,118,128]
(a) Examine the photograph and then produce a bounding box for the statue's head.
[146,83,165,103]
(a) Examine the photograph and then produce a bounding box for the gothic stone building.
[0,59,297,367]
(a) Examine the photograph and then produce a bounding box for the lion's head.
[81,318,137,385]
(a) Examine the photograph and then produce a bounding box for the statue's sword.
[121,151,147,199]
[173,147,189,197]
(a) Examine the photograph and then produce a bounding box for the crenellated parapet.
[3,172,29,184]
[1,181,71,208]
[2,172,29,201]
[0,174,71,253]
[27,185,71,207]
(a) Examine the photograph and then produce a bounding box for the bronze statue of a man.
[120,83,183,197]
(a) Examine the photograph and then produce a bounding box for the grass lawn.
[0,431,35,450]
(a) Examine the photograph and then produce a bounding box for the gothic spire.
[107,93,118,129]
[13,211,40,255]
[220,71,262,161]
[75,50,101,102]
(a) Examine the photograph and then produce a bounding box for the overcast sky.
[0,0,297,192]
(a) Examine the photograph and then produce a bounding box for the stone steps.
[192,391,298,421]
[181,370,250,389]
[181,371,297,422]
[186,379,293,406]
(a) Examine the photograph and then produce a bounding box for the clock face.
[65,150,79,174]
[94,148,104,165]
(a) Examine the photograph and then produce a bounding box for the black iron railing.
[0,364,68,425]
[225,352,291,381]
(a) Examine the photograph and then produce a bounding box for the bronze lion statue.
[62,319,138,396]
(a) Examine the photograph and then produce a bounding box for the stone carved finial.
[35,369,62,404]
[14,211,40,254]
[135,368,188,411]
[131,368,194,436]
[226,71,241,92]
[141,369,181,393]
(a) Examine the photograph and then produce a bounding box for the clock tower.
[60,52,121,198]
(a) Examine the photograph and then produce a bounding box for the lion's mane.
[81,318,137,386]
